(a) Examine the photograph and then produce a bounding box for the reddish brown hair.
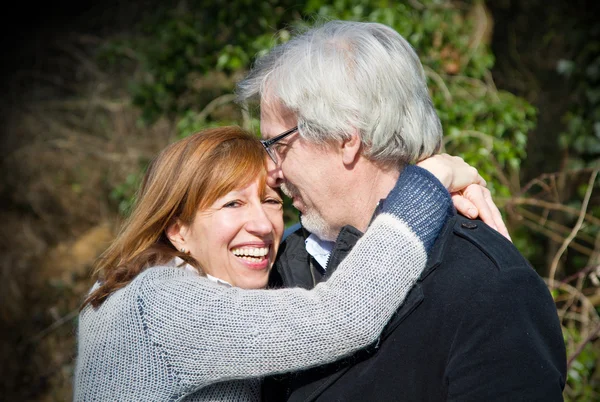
[83,126,269,308]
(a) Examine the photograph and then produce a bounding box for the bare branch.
[510,197,600,227]
[197,94,238,122]
[546,280,600,324]
[519,218,593,257]
[424,65,452,103]
[516,207,597,245]
[549,170,599,287]
[520,168,597,194]
[567,323,600,369]
[29,309,79,344]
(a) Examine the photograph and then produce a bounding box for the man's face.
[260,99,344,241]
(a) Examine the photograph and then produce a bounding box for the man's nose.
[266,157,284,188]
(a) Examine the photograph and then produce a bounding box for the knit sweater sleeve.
[138,213,424,392]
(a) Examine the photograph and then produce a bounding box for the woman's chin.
[234,273,270,290]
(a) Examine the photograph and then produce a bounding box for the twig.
[520,178,554,197]
[521,168,597,194]
[54,42,106,80]
[510,197,600,227]
[32,98,129,113]
[424,66,452,103]
[518,218,593,257]
[70,33,104,45]
[462,2,488,70]
[549,170,598,288]
[545,280,599,325]
[448,74,490,88]
[517,207,597,245]
[567,323,600,369]
[407,0,425,10]
[490,153,515,193]
[29,309,79,343]
[197,94,238,122]
[443,129,494,149]
[561,264,600,285]
[241,107,252,131]
[483,70,500,101]
[559,311,597,325]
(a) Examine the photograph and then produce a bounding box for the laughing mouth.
[231,247,269,262]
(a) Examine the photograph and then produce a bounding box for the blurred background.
[0,0,598,400]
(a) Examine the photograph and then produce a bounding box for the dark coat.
[263,214,567,402]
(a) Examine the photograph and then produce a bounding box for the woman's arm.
[137,165,452,392]
[417,153,510,240]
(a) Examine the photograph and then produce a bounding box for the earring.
[180,247,186,253]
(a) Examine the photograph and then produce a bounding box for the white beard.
[281,182,339,241]
[300,213,338,242]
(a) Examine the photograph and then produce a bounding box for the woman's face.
[181,179,284,289]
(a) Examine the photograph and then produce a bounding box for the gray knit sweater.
[74,166,451,401]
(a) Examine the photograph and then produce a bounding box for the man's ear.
[165,219,187,251]
[341,130,362,166]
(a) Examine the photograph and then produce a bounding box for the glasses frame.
[261,126,298,164]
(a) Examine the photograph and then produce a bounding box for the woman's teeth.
[231,247,269,260]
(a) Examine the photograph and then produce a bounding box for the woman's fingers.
[417,154,486,193]
[451,192,479,219]
[419,154,511,241]
[453,184,512,242]
[477,186,511,241]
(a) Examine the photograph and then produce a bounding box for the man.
[237,20,566,401]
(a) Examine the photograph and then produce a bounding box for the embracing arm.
[138,166,452,390]
[418,153,511,241]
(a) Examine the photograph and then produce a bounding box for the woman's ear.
[165,219,188,251]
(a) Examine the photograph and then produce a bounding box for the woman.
[74,126,490,401]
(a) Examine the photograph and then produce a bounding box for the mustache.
[280,182,299,199]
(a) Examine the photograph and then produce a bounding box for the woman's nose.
[245,205,274,235]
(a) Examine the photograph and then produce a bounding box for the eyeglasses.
[261,126,298,164]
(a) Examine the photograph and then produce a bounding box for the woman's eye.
[223,200,241,208]
[264,198,283,206]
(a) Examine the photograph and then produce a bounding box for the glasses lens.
[270,148,278,164]
[263,143,277,164]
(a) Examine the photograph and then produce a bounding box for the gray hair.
[236,20,442,165]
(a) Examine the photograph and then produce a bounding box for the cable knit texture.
[74,166,451,401]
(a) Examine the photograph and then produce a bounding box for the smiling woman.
[165,178,284,289]
[74,126,460,401]
[82,127,277,306]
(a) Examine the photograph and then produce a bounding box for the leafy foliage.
[104,0,535,205]
[97,0,299,125]
[558,21,600,170]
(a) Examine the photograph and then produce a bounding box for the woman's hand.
[417,154,511,241]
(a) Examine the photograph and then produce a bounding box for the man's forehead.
[259,98,297,139]
[260,97,295,120]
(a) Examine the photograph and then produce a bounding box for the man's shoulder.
[432,215,533,274]
[424,215,548,303]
